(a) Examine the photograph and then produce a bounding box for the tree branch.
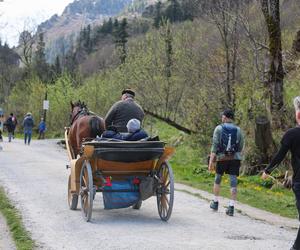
[144,109,196,134]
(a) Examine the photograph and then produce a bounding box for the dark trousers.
[292,182,300,249]
[24,131,32,145]
[38,131,45,139]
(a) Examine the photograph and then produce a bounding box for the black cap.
[222,109,234,119]
[122,89,135,97]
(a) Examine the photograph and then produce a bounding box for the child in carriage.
[101,118,148,141]
[124,118,148,141]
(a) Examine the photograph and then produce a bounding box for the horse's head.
[70,100,87,124]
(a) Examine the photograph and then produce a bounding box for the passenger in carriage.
[124,119,148,141]
[101,125,123,140]
[105,89,144,132]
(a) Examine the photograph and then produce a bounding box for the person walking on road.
[262,96,300,250]
[105,89,144,132]
[38,118,46,139]
[23,112,34,145]
[11,113,18,139]
[208,109,244,216]
[4,113,14,142]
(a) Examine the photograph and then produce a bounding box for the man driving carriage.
[105,89,144,132]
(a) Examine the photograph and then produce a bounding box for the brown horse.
[68,101,105,157]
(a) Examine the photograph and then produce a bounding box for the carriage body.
[66,128,175,222]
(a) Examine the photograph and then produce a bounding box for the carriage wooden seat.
[83,141,165,163]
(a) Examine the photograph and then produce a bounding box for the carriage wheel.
[80,161,94,222]
[68,175,78,210]
[156,162,174,221]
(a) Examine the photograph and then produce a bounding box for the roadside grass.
[145,118,298,219]
[0,187,34,250]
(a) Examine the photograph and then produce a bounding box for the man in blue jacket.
[38,118,46,139]
[22,112,34,145]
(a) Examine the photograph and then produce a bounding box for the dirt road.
[0,139,297,249]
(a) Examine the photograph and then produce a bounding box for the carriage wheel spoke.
[162,204,167,218]
[164,180,170,187]
[162,194,169,207]
[82,175,87,186]
[161,195,167,211]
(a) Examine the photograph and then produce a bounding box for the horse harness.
[70,108,89,125]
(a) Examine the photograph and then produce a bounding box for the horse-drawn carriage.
[66,102,175,222]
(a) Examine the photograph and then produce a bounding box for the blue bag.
[218,124,239,155]
[103,179,140,209]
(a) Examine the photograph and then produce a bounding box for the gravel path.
[0,138,298,250]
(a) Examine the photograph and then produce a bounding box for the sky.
[0,0,74,47]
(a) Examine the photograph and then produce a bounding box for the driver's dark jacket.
[105,99,144,132]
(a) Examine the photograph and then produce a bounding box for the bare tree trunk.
[255,116,273,165]
[208,0,241,109]
[260,0,284,128]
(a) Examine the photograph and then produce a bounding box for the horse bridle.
[70,108,88,125]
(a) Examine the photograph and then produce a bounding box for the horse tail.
[89,116,103,138]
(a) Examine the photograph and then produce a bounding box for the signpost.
[43,92,48,122]
[43,100,49,110]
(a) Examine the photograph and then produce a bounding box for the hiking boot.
[210,200,219,211]
[226,206,234,216]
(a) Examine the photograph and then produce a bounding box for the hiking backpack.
[218,124,240,155]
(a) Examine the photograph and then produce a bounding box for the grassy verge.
[145,118,298,219]
[0,187,34,250]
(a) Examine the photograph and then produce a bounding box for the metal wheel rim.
[156,161,174,221]
[80,161,93,222]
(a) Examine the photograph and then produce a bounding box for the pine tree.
[113,19,120,38]
[84,24,92,53]
[34,33,49,82]
[165,0,183,23]
[64,44,78,77]
[113,18,129,64]
[101,18,113,34]
[153,1,163,28]
[54,56,62,76]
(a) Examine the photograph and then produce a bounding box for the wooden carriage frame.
[65,128,175,222]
